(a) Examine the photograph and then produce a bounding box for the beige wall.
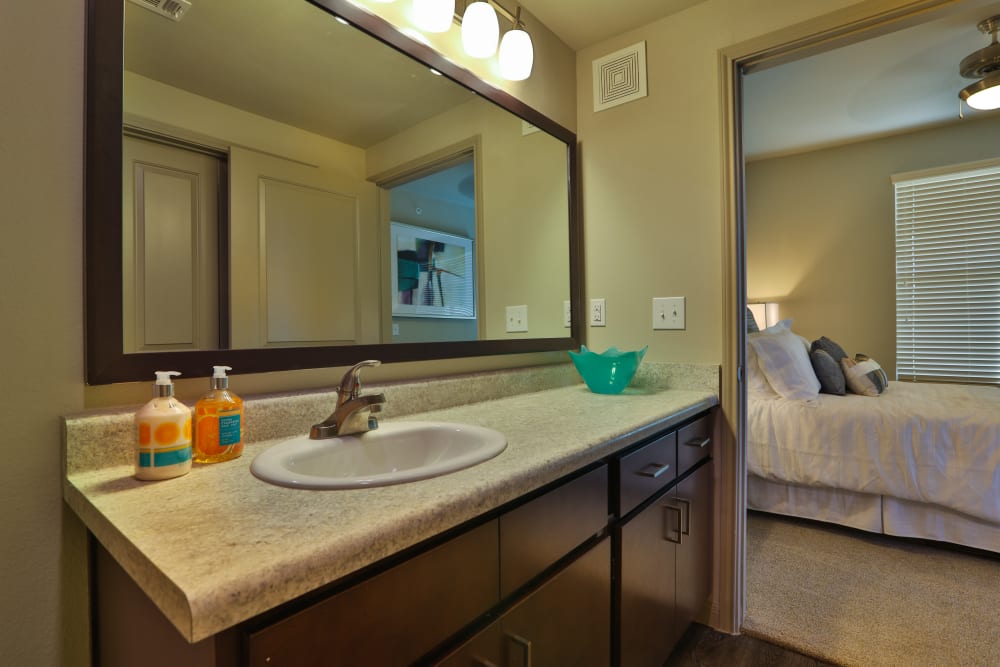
[746,114,1000,376]
[7,0,958,663]
[574,0,867,364]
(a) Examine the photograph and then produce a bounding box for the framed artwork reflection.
[390,222,475,319]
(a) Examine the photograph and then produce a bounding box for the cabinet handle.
[676,498,691,536]
[663,504,682,544]
[505,632,533,667]
[684,436,711,449]
[637,461,671,478]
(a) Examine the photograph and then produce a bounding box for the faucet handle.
[339,359,381,400]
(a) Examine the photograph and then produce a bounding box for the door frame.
[717,0,968,634]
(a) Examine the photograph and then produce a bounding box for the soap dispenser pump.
[134,371,193,481]
[193,365,244,463]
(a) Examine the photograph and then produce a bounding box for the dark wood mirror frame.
[85,0,583,385]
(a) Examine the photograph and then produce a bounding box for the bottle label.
[136,415,192,469]
[218,412,241,447]
[138,444,193,468]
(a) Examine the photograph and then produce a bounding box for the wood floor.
[665,623,836,667]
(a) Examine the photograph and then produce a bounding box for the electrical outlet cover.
[506,305,528,333]
[590,298,606,327]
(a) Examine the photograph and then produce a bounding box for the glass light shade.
[961,75,1000,110]
[461,2,499,58]
[498,28,533,80]
[413,0,455,33]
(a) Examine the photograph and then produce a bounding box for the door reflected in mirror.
[122,0,571,353]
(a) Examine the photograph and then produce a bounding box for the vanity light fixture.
[461,2,500,58]
[414,0,455,33]
[959,15,1000,111]
[498,8,533,81]
[452,1,533,79]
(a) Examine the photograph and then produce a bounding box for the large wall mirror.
[86,0,582,384]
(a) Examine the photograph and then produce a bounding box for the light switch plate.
[506,305,528,333]
[563,300,572,328]
[391,323,400,336]
[653,297,685,330]
[590,298,606,327]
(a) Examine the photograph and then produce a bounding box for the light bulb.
[461,2,499,58]
[413,0,455,33]
[499,28,533,81]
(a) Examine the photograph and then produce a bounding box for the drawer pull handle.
[663,504,683,544]
[505,632,533,667]
[676,498,691,535]
[637,462,671,478]
[685,437,711,449]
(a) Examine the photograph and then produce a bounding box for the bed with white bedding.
[745,319,1000,553]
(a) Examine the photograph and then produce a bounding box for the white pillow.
[746,341,778,398]
[749,320,820,400]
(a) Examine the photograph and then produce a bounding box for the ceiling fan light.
[499,28,533,81]
[960,74,1000,110]
[413,0,455,33]
[462,2,499,58]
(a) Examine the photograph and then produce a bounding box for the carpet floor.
[744,512,1000,667]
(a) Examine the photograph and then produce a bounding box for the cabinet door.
[246,520,499,667]
[440,539,611,667]
[619,495,680,667]
[674,462,713,643]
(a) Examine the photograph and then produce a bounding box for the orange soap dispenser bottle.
[193,366,244,463]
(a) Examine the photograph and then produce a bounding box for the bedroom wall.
[746,113,1000,377]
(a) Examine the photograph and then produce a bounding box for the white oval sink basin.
[250,421,507,489]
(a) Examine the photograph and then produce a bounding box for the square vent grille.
[126,0,192,21]
[592,42,647,112]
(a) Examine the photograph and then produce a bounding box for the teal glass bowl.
[569,345,647,394]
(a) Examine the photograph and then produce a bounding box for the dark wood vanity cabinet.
[95,410,714,667]
[617,414,714,667]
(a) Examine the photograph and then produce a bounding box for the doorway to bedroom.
[733,1,1000,664]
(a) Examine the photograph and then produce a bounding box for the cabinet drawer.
[500,465,608,597]
[677,413,712,474]
[618,431,677,516]
[246,520,499,667]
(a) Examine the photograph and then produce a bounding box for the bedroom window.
[892,159,1000,385]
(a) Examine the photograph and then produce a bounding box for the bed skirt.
[748,475,1000,554]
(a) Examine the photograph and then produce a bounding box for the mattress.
[747,381,1000,524]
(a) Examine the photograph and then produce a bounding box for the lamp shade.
[960,74,1000,110]
[462,2,499,58]
[499,28,533,80]
[748,302,780,328]
[413,0,455,33]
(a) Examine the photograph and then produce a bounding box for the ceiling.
[517,0,707,50]
[126,0,1000,158]
[742,1,1000,159]
[519,0,1000,158]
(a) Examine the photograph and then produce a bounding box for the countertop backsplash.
[64,361,718,476]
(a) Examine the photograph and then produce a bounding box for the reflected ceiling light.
[462,2,500,58]
[499,8,533,81]
[413,0,455,33]
[959,15,1000,111]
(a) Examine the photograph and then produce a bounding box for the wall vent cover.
[126,0,192,22]
[592,42,647,112]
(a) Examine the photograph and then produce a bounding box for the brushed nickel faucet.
[310,360,386,439]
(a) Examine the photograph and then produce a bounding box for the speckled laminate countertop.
[63,364,717,643]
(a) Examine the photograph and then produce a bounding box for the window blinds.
[893,161,1000,385]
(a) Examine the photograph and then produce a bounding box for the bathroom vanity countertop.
[64,384,717,643]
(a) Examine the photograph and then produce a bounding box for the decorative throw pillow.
[842,354,889,396]
[810,349,846,395]
[749,320,820,400]
[811,336,848,364]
